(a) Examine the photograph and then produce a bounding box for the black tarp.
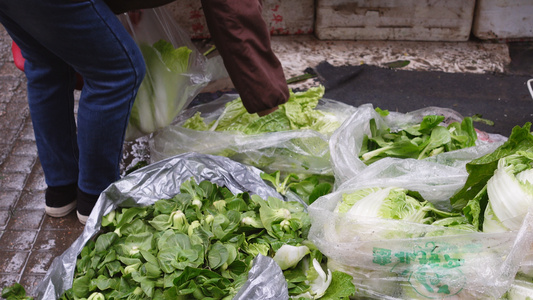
[314,61,533,136]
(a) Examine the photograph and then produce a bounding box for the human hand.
[257,106,279,117]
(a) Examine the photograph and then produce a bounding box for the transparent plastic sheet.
[329,103,507,185]
[333,157,469,211]
[307,160,533,299]
[120,8,211,141]
[518,246,533,278]
[34,153,289,300]
[149,94,357,176]
[504,277,533,299]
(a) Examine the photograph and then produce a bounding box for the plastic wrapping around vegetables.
[329,103,507,184]
[307,157,533,299]
[33,153,290,300]
[149,86,357,176]
[120,8,211,141]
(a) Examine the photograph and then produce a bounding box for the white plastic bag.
[307,158,533,299]
[121,8,211,141]
[149,94,357,176]
[329,103,507,184]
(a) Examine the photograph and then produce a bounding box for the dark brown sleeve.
[104,0,176,14]
[201,0,290,114]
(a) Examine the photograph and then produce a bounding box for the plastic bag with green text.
[307,157,533,299]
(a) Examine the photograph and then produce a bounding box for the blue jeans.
[0,0,146,195]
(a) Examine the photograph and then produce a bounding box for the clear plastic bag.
[503,277,533,299]
[330,103,507,185]
[149,94,357,176]
[34,153,289,300]
[120,8,211,141]
[307,159,533,299]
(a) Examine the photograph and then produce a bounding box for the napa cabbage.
[182,85,340,135]
[450,123,533,232]
[335,187,459,225]
[483,151,533,232]
[126,39,195,140]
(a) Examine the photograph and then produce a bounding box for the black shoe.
[45,183,77,218]
[76,188,99,225]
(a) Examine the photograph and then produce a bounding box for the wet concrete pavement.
[0,26,86,297]
[0,21,532,298]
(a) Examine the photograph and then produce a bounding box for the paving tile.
[0,62,24,77]
[0,250,29,273]
[0,39,12,62]
[0,76,22,103]
[0,101,6,118]
[6,209,44,231]
[17,121,35,142]
[41,213,83,231]
[2,100,29,130]
[13,85,27,104]
[0,128,16,141]
[0,274,21,292]
[0,230,37,250]
[0,129,16,151]
[33,229,83,252]
[0,190,19,209]
[0,154,36,174]
[19,273,45,298]
[10,139,37,157]
[0,210,10,230]
[16,190,45,211]
[0,143,10,166]
[25,251,57,274]
[24,162,46,192]
[0,172,27,190]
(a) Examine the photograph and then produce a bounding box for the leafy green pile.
[175,85,343,175]
[1,283,32,300]
[338,117,533,235]
[59,179,354,300]
[182,86,340,135]
[260,171,334,206]
[359,110,477,165]
[126,39,193,140]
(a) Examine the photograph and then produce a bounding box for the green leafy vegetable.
[335,187,460,225]
[358,113,478,165]
[1,283,33,300]
[450,123,533,231]
[182,85,338,135]
[451,123,533,209]
[126,39,193,140]
[481,152,533,232]
[273,244,311,270]
[261,171,334,205]
[61,179,354,299]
